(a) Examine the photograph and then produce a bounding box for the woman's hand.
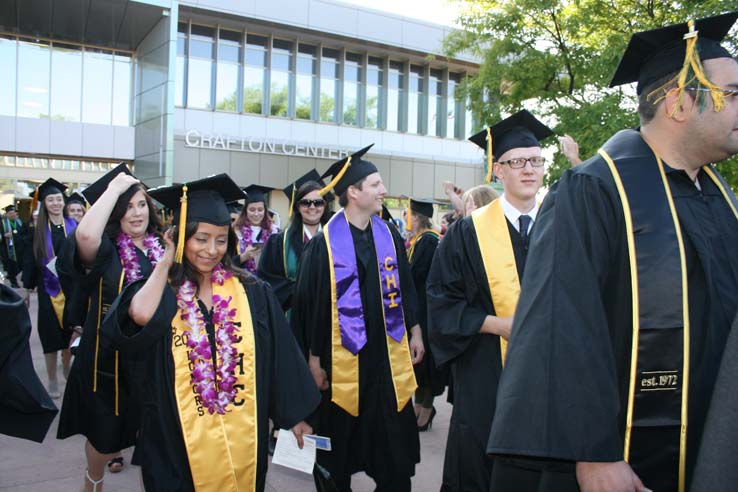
[241,245,258,262]
[159,228,176,269]
[107,173,140,196]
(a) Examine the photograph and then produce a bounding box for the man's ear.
[493,162,504,183]
[662,87,692,123]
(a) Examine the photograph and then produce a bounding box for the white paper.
[45,257,58,278]
[271,428,316,474]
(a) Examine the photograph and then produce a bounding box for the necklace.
[116,233,165,284]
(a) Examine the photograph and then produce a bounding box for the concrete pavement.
[0,288,451,491]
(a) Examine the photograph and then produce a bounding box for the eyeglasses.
[686,87,738,99]
[298,199,326,208]
[497,156,547,169]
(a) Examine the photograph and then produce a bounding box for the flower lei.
[176,265,239,415]
[238,223,273,273]
[116,233,165,284]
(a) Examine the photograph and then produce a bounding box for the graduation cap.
[66,192,87,207]
[402,196,442,231]
[3,204,16,213]
[469,110,554,183]
[81,162,141,206]
[282,169,328,219]
[320,145,376,196]
[380,204,393,222]
[226,201,243,215]
[243,184,275,205]
[610,11,738,103]
[30,178,68,213]
[148,174,246,263]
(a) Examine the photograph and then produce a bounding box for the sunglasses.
[298,199,326,208]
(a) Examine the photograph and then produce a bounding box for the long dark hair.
[104,184,163,240]
[287,181,330,254]
[33,193,66,263]
[234,199,273,232]
[169,221,251,291]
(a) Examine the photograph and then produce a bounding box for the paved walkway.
[0,288,450,491]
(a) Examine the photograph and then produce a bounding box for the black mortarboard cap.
[320,145,376,196]
[469,110,554,162]
[66,192,87,206]
[37,178,67,199]
[3,204,16,212]
[409,197,442,218]
[82,162,140,206]
[610,12,738,94]
[226,202,243,215]
[282,169,325,200]
[149,174,245,227]
[243,184,275,204]
[380,204,393,222]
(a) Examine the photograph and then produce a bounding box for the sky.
[338,0,461,27]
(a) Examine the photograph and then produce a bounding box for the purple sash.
[326,211,406,355]
[42,218,76,297]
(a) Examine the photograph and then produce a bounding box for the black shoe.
[417,406,436,432]
[268,432,277,455]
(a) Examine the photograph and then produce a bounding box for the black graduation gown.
[0,284,58,442]
[56,235,147,453]
[293,221,421,483]
[487,148,738,491]
[409,232,446,396]
[23,222,73,353]
[101,276,320,492]
[426,215,528,492]
[257,229,305,311]
[0,217,24,279]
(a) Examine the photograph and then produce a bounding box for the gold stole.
[49,291,66,328]
[324,218,416,417]
[471,199,521,365]
[170,276,258,491]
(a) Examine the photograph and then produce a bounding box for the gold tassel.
[319,156,352,196]
[485,127,494,184]
[288,184,296,219]
[649,20,726,115]
[174,184,188,263]
[405,200,413,232]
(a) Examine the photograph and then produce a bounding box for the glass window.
[465,95,474,136]
[448,72,462,138]
[296,43,316,120]
[175,22,187,107]
[187,25,214,110]
[112,53,132,125]
[82,48,113,124]
[270,39,293,117]
[320,48,339,123]
[428,69,443,137]
[0,36,17,116]
[243,34,267,114]
[17,40,50,118]
[387,61,404,132]
[50,43,82,122]
[343,52,362,126]
[365,56,383,129]
[216,29,241,112]
[408,65,424,134]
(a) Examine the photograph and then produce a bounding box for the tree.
[444,0,738,190]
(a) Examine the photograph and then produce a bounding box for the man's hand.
[559,135,582,167]
[409,325,425,365]
[308,353,329,390]
[480,315,513,340]
[291,421,313,449]
[576,461,651,492]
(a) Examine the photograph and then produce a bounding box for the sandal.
[84,469,104,492]
[107,456,124,473]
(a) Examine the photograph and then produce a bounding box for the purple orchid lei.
[238,224,272,273]
[176,264,239,415]
[116,233,165,285]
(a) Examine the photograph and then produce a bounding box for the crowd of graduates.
[1,11,738,492]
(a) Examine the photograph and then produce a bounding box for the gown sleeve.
[487,167,627,462]
[56,232,115,286]
[426,219,491,367]
[256,232,294,311]
[292,234,331,359]
[101,279,178,353]
[259,281,321,428]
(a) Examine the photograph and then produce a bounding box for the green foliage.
[445,0,738,190]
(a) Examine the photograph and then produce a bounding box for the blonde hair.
[461,185,499,216]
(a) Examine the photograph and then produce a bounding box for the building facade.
[0,0,485,217]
